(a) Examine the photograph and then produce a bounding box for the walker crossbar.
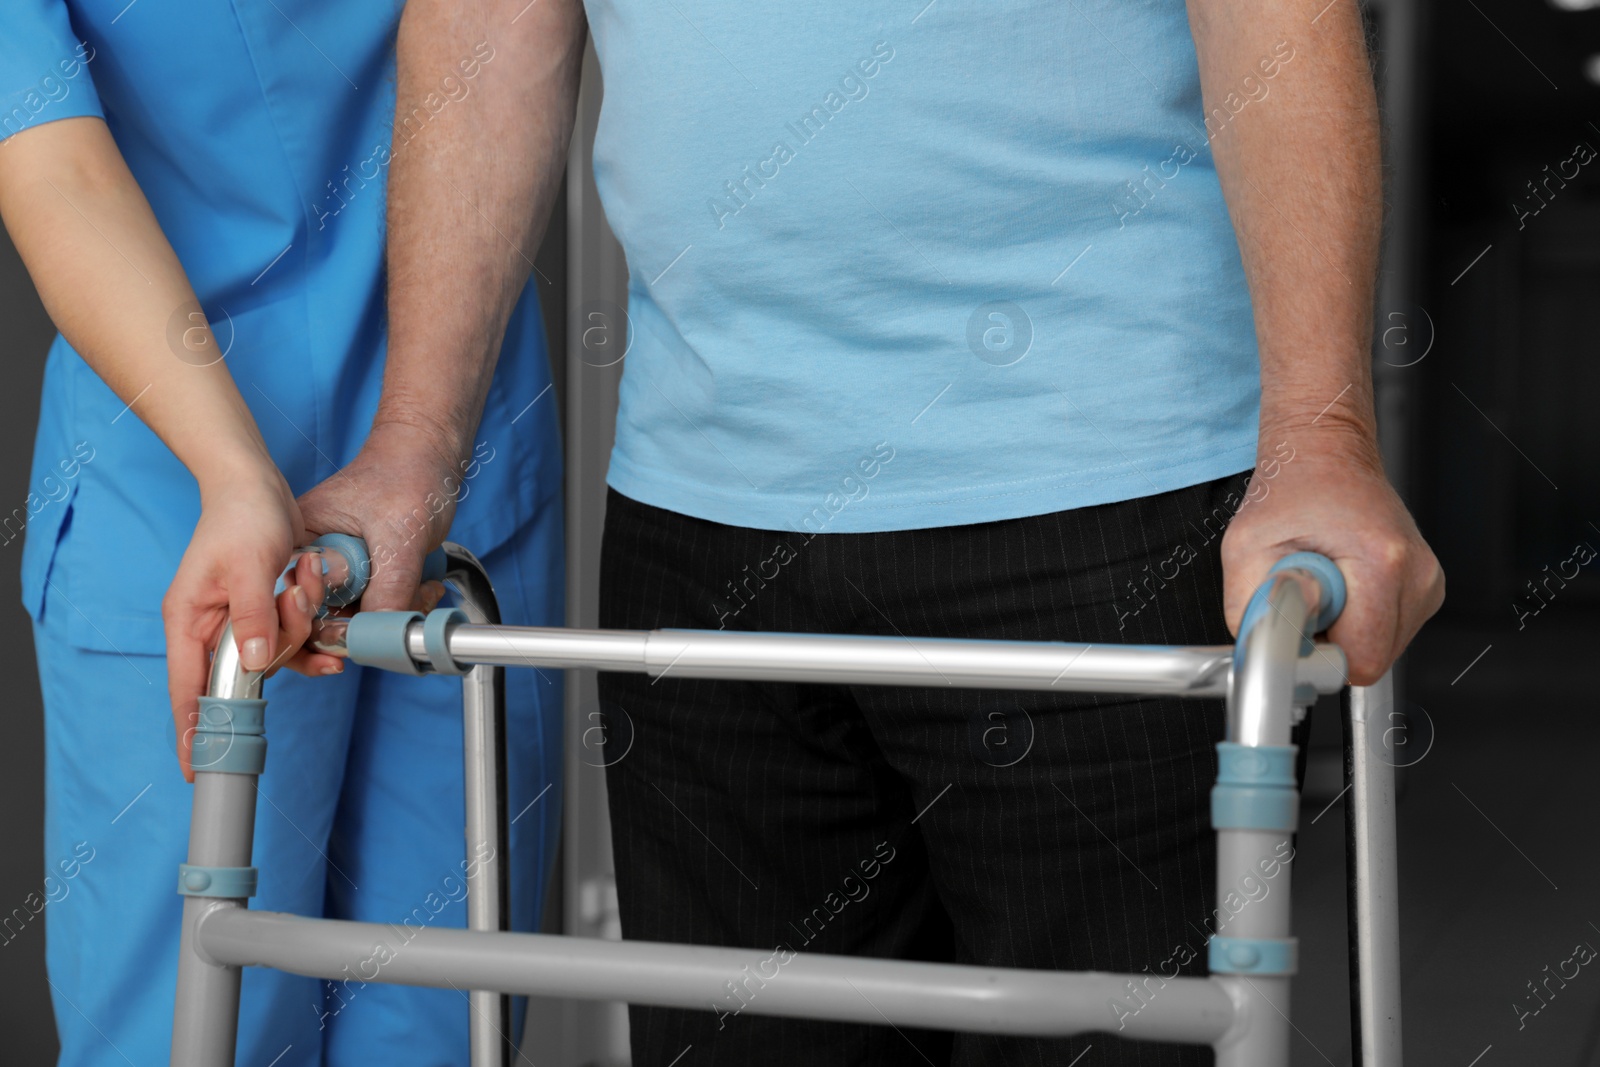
[191,906,1237,1043]
[172,541,1404,1067]
[389,624,1349,700]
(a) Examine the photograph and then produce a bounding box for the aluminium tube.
[1213,576,1317,1067]
[1345,674,1403,1066]
[171,625,265,1067]
[197,908,1239,1045]
[1229,576,1323,748]
[442,544,514,1067]
[408,625,1348,698]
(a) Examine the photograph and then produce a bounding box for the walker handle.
[1237,550,1347,644]
[288,533,449,610]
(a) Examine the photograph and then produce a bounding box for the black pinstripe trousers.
[597,471,1252,1066]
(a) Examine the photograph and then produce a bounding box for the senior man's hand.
[295,420,458,614]
[1220,428,1445,686]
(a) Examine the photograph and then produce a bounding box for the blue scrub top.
[2,0,562,654]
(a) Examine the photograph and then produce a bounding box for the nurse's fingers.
[293,550,325,612]
[228,564,282,674]
[262,583,316,675]
[280,579,445,678]
[284,650,347,677]
[416,580,447,614]
[163,613,213,784]
[276,557,345,678]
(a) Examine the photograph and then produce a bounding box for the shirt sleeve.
[0,1,104,146]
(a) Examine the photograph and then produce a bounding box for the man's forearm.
[380,0,588,463]
[1185,0,1382,460]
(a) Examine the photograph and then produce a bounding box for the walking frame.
[171,536,1402,1067]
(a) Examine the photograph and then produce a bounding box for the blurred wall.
[0,230,67,1063]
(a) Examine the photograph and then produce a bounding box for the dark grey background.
[0,225,66,1067]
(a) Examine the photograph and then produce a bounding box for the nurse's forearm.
[379,0,587,463]
[0,117,276,492]
[1184,0,1382,462]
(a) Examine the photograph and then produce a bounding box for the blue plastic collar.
[196,696,265,735]
[1212,786,1299,832]
[421,547,449,583]
[177,864,258,899]
[346,611,426,675]
[192,733,267,775]
[1236,551,1348,660]
[1212,742,1299,832]
[275,535,450,618]
[1209,935,1299,976]
[424,608,469,675]
[191,697,268,776]
[1215,743,1297,786]
[310,533,372,608]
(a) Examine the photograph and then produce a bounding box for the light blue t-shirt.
[586,0,1263,533]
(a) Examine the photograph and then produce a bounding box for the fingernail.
[320,663,343,676]
[291,585,309,613]
[242,637,269,669]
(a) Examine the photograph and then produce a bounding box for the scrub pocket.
[19,474,79,631]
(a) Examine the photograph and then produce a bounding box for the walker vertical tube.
[442,545,515,1067]
[171,627,265,1067]
[1345,673,1403,1066]
[1211,554,1345,1067]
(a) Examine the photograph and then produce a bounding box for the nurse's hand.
[295,421,454,614]
[163,470,344,781]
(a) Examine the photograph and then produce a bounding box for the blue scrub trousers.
[33,504,563,1067]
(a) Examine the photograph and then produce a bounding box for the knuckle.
[234,606,275,628]
[1375,536,1409,570]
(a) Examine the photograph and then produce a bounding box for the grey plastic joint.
[423,608,469,675]
[190,697,268,776]
[346,611,426,675]
[177,864,258,899]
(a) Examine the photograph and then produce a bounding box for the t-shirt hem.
[605,439,1260,534]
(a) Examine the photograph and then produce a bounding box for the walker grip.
[304,533,449,609]
[1237,550,1347,647]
